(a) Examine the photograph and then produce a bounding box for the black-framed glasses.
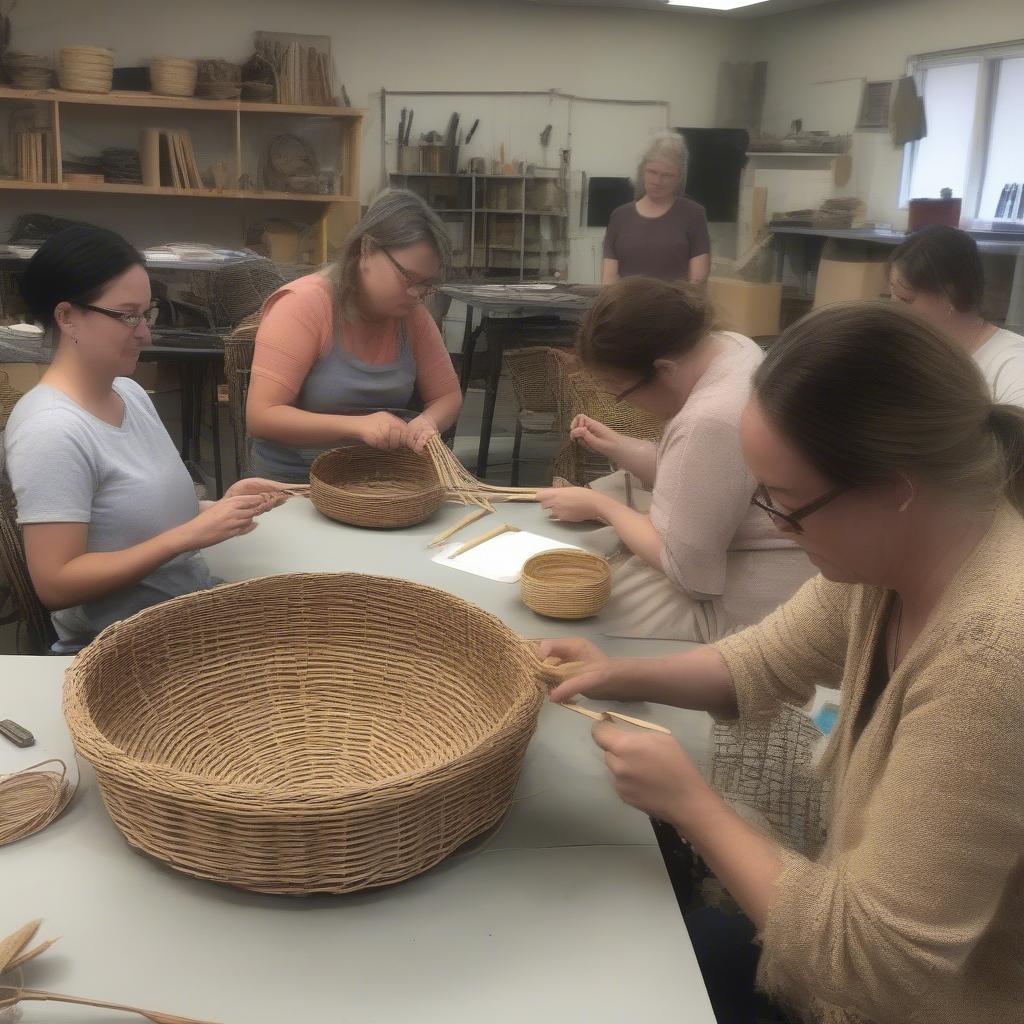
[613,372,654,404]
[379,247,439,297]
[751,482,847,534]
[76,302,159,329]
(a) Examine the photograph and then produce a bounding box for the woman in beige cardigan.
[542,301,1024,1024]
[536,277,813,641]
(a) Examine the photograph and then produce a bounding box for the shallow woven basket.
[150,57,197,97]
[64,573,546,894]
[521,549,611,620]
[310,445,445,529]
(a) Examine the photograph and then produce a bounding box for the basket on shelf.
[3,51,53,89]
[58,46,114,94]
[521,548,611,620]
[196,59,241,100]
[64,572,546,894]
[149,57,197,97]
[310,445,445,528]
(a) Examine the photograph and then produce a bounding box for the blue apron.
[250,319,418,482]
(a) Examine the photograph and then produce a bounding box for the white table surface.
[203,497,627,640]
[1,499,715,1023]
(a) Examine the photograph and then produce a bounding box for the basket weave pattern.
[553,367,665,486]
[521,549,611,619]
[310,446,444,528]
[64,573,545,894]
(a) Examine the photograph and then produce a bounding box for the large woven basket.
[64,573,546,894]
[521,549,611,619]
[310,445,444,529]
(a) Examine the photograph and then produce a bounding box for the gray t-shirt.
[3,377,215,644]
[602,197,711,281]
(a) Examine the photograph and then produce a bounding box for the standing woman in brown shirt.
[602,131,711,286]
[543,301,1024,1024]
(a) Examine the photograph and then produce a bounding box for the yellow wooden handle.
[448,523,519,558]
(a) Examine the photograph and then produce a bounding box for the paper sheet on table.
[432,530,582,582]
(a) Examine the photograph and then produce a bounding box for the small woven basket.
[149,57,197,97]
[310,445,445,529]
[521,549,611,619]
[58,46,114,93]
[64,573,546,894]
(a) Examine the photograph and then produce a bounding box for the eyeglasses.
[751,482,847,534]
[76,302,159,329]
[379,247,439,297]
[613,372,654,404]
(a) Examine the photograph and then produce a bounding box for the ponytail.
[989,404,1024,514]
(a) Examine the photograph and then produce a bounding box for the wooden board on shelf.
[0,178,359,202]
[0,85,363,118]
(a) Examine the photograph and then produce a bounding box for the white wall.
[739,0,1024,228]
[5,0,743,260]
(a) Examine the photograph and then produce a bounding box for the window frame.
[899,38,1024,220]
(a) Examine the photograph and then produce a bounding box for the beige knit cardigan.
[714,503,1024,1024]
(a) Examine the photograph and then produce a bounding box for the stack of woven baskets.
[58,46,113,93]
[149,57,197,97]
[64,572,546,894]
[3,51,52,89]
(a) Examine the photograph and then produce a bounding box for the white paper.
[433,529,581,583]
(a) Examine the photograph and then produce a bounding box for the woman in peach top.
[247,189,463,482]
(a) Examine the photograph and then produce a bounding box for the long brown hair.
[576,276,713,375]
[322,188,452,324]
[754,300,1024,514]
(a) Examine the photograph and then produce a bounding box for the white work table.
[1,499,715,1023]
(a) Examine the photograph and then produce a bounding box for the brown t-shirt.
[602,197,710,281]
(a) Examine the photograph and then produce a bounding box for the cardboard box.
[708,276,783,338]
[813,240,890,308]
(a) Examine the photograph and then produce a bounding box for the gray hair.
[635,130,688,199]
[323,188,452,322]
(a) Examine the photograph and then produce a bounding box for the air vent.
[857,80,894,131]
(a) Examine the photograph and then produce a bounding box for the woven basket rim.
[522,548,610,580]
[64,572,544,811]
[311,447,443,491]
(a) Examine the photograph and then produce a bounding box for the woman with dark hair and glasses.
[541,300,1024,1024]
[3,224,287,652]
[889,224,1024,406]
[246,188,462,482]
[536,277,812,641]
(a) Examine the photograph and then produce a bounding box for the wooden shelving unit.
[388,168,569,281]
[0,85,365,260]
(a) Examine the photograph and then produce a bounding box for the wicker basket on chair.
[223,312,260,478]
[64,572,547,894]
[553,365,665,486]
[310,445,445,528]
[502,347,564,486]
[1,371,57,653]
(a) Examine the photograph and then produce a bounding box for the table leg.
[475,317,501,479]
[179,362,194,466]
[458,306,485,396]
[210,363,224,498]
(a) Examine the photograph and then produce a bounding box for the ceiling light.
[667,0,771,10]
